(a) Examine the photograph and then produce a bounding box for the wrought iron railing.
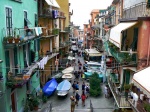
[108,76,131,108]
[3,28,38,44]
[39,8,53,17]
[123,2,150,19]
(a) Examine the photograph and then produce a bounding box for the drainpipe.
[147,22,150,66]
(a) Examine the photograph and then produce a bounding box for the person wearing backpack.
[75,90,80,106]
[72,81,76,93]
[81,91,86,106]
[85,84,90,98]
[75,82,79,90]
[82,82,85,92]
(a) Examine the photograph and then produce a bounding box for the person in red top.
[81,91,86,106]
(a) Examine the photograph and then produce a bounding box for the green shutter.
[125,70,130,84]
[14,47,18,73]
[28,43,31,65]
[5,50,10,73]
[37,39,40,51]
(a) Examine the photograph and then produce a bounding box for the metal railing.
[123,2,150,19]
[39,8,53,17]
[107,76,131,108]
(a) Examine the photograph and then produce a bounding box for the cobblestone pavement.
[37,47,115,112]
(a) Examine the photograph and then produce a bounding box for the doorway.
[11,91,17,112]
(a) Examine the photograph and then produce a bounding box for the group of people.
[70,81,90,112]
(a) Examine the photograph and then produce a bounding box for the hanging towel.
[35,27,39,36]
[52,10,55,19]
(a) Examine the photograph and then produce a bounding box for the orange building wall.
[137,21,150,69]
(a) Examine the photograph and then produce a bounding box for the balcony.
[41,28,53,38]
[52,28,60,35]
[3,28,40,46]
[60,27,70,33]
[58,11,65,19]
[107,75,131,108]
[59,41,71,49]
[123,2,150,19]
[108,42,137,64]
[39,8,53,18]
[6,53,59,89]
[6,71,30,89]
[127,85,150,112]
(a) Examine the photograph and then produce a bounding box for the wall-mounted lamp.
[0,60,3,63]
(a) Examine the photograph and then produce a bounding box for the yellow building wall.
[56,0,69,27]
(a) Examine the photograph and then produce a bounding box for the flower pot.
[34,106,38,111]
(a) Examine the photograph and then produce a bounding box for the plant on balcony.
[42,95,48,103]
[89,72,102,97]
[144,103,150,112]
[124,84,131,91]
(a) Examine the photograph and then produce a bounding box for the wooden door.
[11,92,16,112]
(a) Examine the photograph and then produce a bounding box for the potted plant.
[42,95,48,103]
[32,97,40,110]
[144,103,150,112]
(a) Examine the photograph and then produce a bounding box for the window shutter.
[14,47,18,73]
[28,43,31,65]
[5,50,10,73]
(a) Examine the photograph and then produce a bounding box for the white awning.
[133,67,150,98]
[45,0,60,8]
[109,22,137,48]
[85,49,102,56]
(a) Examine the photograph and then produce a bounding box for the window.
[24,11,31,28]
[35,14,38,27]
[6,7,12,36]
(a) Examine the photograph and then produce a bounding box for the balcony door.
[6,7,13,36]
[11,90,17,112]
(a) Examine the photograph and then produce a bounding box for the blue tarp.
[57,80,71,91]
[42,78,58,96]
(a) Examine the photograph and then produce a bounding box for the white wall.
[123,0,146,9]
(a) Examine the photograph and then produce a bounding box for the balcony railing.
[52,28,60,35]
[3,28,40,44]
[123,2,150,19]
[39,8,52,18]
[41,27,53,37]
[108,42,137,64]
[59,41,71,48]
[107,76,131,108]
[6,53,59,89]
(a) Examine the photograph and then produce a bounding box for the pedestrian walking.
[81,73,85,81]
[75,90,80,106]
[82,82,85,92]
[70,95,76,112]
[85,84,90,98]
[75,82,79,90]
[81,91,86,106]
[72,81,76,93]
[104,85,108,98]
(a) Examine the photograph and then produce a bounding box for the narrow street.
[39,47,115,112]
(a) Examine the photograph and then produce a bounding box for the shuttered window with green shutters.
[5,50,10,73]
[23,45,27,67]
[14,47,18,73]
